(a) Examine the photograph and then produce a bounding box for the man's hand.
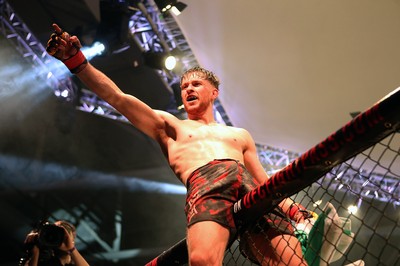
[288,203,314,223]
[46,23,88,73]
[46,23,82,61]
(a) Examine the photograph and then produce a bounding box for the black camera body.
[19,222,66,265]
[38,223,65,248]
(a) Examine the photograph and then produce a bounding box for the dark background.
[1,0,187,265]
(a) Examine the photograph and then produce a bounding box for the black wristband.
[67,247,76,254]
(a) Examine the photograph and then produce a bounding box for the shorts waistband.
[186,159,241,188]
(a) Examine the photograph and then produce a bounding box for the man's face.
[180,72,218,114]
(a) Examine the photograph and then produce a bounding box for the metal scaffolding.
[0,0,78,102]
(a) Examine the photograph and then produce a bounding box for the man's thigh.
[187,221,230,260]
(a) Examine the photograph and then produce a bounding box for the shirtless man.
[46,24,307,266]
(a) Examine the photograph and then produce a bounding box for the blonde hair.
[181,66,220,89]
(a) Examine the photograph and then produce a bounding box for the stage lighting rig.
[154,0,187,16]
[143,50,183,72]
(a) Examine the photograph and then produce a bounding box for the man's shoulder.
[227,126,253,141]
[154,110,188,129]
[224,124,248,133]
[210,124,251,139]
[155,110,181,121]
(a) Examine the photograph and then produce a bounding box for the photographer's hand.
[54,221,74,252]
[24,231,38,245]
[23,232,39,266]
[55,222,90,266]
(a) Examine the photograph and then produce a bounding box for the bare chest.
[178,123,244,147]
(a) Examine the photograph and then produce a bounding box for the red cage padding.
[233,88,400,227]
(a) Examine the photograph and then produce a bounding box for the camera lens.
[38,224,65,247]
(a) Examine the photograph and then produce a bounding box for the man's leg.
[267,233,307,266]
[187,221,230,266]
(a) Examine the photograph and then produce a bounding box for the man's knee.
[189,250,221,266]
[187,221,230,265]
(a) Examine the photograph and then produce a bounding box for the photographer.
[21,220,89,266]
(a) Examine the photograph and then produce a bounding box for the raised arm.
[76,63,166,140]
[46,24,166,140]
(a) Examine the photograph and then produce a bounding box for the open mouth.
[186,95,198,102]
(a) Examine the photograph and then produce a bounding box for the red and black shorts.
[185,159,257,231]
[184,159,293,234]
[185,159,296,262]
[185,159,293,233]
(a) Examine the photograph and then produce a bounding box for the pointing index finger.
[52,23,63,35]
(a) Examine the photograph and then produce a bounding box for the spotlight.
[143,51,178,71]
[81,42,106,60]
[155,0,187,15]
[54,89,71,98]
[164,55,177,70]
[170,2,187,16]
[347,205,358,214]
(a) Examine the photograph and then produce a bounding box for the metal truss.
[78,88,130,122]
[0,0,78,102]
[256,137,400,206]
[324,164,400,205]
[257,143,300,175]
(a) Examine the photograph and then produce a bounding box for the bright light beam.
[81,42,106,60]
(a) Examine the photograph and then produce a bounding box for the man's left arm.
[241,128,269,184]
[242,129,309,222]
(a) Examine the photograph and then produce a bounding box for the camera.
[19,222,66,265]
[38,222,65,248]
